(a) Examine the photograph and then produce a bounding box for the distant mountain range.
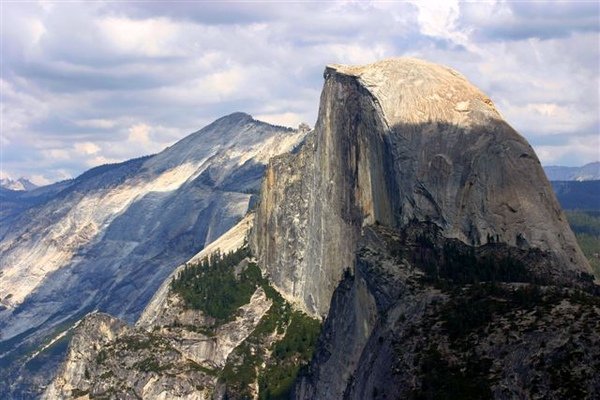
[0,177,38,191]
[544,162,600,181]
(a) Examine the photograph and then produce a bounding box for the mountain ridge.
[544,162,600,181]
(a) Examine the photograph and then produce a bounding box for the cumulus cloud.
[74,142,101,155]
[128,123,151,146]
[0,1,598,183]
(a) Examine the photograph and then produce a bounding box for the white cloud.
[0,79,49,135]
[29,174,53,186]
[41,149,70,160]
[202,68,246,97]
[410,0,473,50]
[499,101,597,136]
[74,142,101,155]
[127,123,151,146]
[75,119,117,129]
[535,135,600,166]
[85,155,119,167]
[97,16,185,57]
[254,112,304,128]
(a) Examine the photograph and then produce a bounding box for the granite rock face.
[251,58,590,318]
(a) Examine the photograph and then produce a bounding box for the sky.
[1,1,599,185]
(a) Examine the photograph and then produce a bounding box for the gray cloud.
[461,1,599,41]
[1,1,598,184]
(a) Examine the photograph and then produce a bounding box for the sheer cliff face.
[251,58,590,317]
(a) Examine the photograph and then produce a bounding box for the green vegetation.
[565,210,600,236]
[259,311,321,399]
[439,283,549,341]
[171,247,263,321]
[565,210,600,278]
[218,269,321,399]
[551,180,600,211]
[222,302,321,400]
[96,349,107,364]
[544,339,591,399]
[414,236,531,285]
[186,361,217,376]
[71,389,90,397]
[440,242,529,283]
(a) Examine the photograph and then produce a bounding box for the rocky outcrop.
[28,58,599,399]
[44,277,273,399]
[251,58,590,318]
[43,312,216,400]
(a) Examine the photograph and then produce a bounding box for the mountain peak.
[216,111,254,124]
[0,177,38,191]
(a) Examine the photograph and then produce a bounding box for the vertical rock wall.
[251,70,398,317]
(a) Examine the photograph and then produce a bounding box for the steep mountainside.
[250,58,590,318]
[0,113,305,398]
[544,162,600,181]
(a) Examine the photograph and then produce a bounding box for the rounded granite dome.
[326,57,501,127]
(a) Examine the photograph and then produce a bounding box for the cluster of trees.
[414,238,530,285]
[258,311,322,400]
[170,246,261,321]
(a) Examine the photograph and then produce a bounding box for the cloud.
[128,123,151,146]
[536,134,600,166]
[462,1,600,41]
[97,16,186,58]
[75,119,117,129]
[254,112,305,128]
[410,0,471,49]
[74,142,101,155]
[1,1,598,184]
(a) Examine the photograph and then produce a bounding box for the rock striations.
[251,58,590,318]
